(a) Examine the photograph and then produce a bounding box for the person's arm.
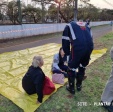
[34,73,44,103]
[90,28,93,38]
[52,54,60,70]
[86,25,93,39]
[62,25,71,62]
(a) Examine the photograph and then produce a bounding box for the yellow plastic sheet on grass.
[0,43,107,112]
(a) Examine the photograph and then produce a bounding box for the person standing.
[86,19,90,25]
[101,47,113,112]
[110,21,113,26]
[62,20,94,94]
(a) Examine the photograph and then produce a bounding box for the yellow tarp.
[0,43,107,112]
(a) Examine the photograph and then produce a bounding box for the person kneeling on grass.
[51,47,68,78]
[22,56,45,104]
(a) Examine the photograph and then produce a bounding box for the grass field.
[0,32,113,112]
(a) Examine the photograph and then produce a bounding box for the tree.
[22,4,42,23]
[99,9,113,21]
[48,4,57,22]
[78,1,100,21]
[6,0,19,24]
[0,0,7,23]
[32,0,73,23]
[32,0,53,23]
[61,3,74,22]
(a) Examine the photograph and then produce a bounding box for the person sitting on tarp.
[22,56,45,104]
[101,47,113,112]
[51,47,68,78]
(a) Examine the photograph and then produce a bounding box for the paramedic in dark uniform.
[62,20,94,94]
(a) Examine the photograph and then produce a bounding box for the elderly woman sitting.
[22,56,45,104]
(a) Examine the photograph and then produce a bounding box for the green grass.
[92,24,109,29]
[0,32,113,112]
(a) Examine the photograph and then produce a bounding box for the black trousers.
[67,48,93,89]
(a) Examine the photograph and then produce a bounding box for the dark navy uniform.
[62,21,94,94]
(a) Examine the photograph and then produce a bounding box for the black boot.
[76,73,83,91]
[66,84,75,94]
[66,70,76,94]
[76,85,82,91]
[76,67,85,91]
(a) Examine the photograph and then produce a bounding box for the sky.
[89,0,113,9]
[7,0,113,9]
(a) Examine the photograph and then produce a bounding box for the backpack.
[43,76,55,95]
[52,73,64,85]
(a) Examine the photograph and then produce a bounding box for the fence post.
[74,0,78,21]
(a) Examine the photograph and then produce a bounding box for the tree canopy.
[0,0,113,24]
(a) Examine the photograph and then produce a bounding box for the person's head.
[32,56,44,68]
[59,47,65,57]
[79,19,83,22]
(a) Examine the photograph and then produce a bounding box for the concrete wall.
[90,21,110,26]
[0,21,110,39]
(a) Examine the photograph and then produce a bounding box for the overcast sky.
[89,0,113,9]
[7,0,113,9]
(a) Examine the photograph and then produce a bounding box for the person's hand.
[60,70,66,73]
[64,61,68,65]
[60,69,64,72]
[36,100,41,104]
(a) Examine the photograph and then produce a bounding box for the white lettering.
[77,102,87,106]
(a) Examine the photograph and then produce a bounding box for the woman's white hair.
[32,56,43,68]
